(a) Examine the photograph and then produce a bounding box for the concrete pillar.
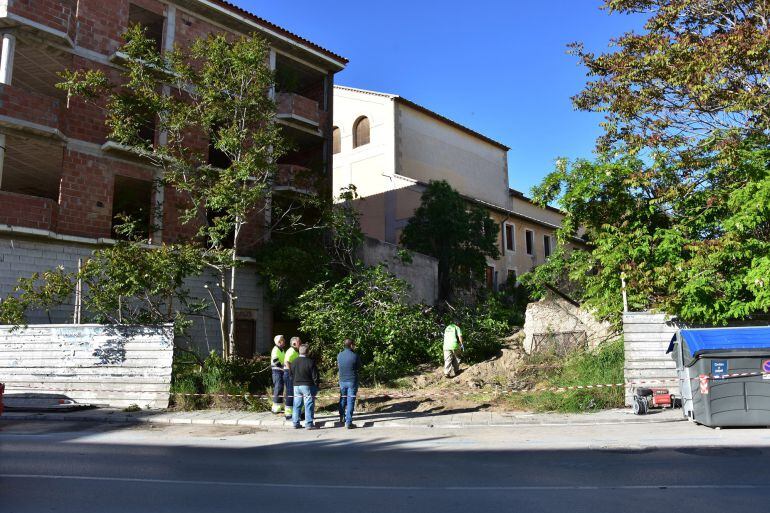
[0,133,5,189]
[268,49,276,100]
[163,5,176,53]
[0,33,15,85]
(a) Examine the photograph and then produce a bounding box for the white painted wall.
[395,103,510,207]
[0,324,174,408]
[332,87,396,202]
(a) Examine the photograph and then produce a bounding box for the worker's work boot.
[271,402,283,414]
[284,405,293,420]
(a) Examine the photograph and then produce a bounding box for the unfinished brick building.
[0,0,346,355]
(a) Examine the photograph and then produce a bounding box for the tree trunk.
[219,271,228,360]
[227,219,242,360]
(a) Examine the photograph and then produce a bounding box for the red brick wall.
[0,191,58,231]
[7,0,77,39]
[2,0,330,247]
[0,85,63,131]
[56,150,155,238]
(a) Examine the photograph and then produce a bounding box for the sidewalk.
[0,406,685,429]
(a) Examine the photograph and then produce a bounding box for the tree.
[526,1,770,325]
[292,266,437,383]
[58,25,293,357]
[0,242,206,334]
[400,180,500,302]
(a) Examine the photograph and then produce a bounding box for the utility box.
[669,327,770,427]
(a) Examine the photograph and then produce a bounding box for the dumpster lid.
[671,326,770,358]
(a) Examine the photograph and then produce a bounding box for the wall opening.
[112,175,152,240]
[525,229,534,256]
[0,133,62,200]
[505,223,514,251]
[353,116,370,148]
[128,4,165,53]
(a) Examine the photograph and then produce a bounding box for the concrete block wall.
[0,323,174,409]
[360,236,438,305]
[0,233,270,357]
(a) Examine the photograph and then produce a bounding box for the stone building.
[0,0,346,356]
[332,85,576,293]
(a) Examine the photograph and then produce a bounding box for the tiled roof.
[201,0,347,65]
[335,85,509,151]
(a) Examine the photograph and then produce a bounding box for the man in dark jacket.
[337,338,362,429]
[290,344,320,429]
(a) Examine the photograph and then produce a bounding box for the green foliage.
[435,296,514,364]
[401,180,500,301]
[58,24,290,357]
[507,339,625,413]
[81,241,206,331]
[526,1,770,325]
[293,266,437,383]
[293,266,517,383]
[0,267,75,325]
[0,242,205,334]
[255,187,365,315]
[170,351,271,410]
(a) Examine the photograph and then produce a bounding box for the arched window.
[332,126,341,154]
[353,116,370,148]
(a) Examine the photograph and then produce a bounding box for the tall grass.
[170,351,272,411]
[506,338,625,412]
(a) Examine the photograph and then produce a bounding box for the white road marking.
[1,474,768,491]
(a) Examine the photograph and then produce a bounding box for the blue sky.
[238,1,644,195]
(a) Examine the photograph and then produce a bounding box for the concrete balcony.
[274,164,317,195]
[0,191,58,231]
[0,0,76,47]
[276,92,321,132]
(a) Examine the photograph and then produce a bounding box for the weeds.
[505,338,624,413]
[170,350,272,411]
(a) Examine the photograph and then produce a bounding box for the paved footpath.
[0,405,684,428]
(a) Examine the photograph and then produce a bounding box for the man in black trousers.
[290,344,321,430]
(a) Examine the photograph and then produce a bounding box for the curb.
[0,410,687,429]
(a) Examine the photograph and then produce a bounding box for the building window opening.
[128,4,165,53]
[208,128,232,169]
[544,234,552,258]
[485,266,494,289]
[505,223,514,252]
[332,126,341,154]
[274,55,326,109]
[112,175,152,240]
[353,116,370,148]
[0,134,62,200]
[525,229,535,256]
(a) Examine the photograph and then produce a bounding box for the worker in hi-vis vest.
[443,321,464,378]
[283,337,302,419]
[271,335,287,413]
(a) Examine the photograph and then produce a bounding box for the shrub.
[440,294,516,364]
[293,266,438,384]
[170,351,272,410]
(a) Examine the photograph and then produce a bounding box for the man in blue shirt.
[337,338,362,429]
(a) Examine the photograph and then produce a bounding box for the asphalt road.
[2,420,770,513]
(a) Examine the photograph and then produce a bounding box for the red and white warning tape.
[3,372,767,400]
